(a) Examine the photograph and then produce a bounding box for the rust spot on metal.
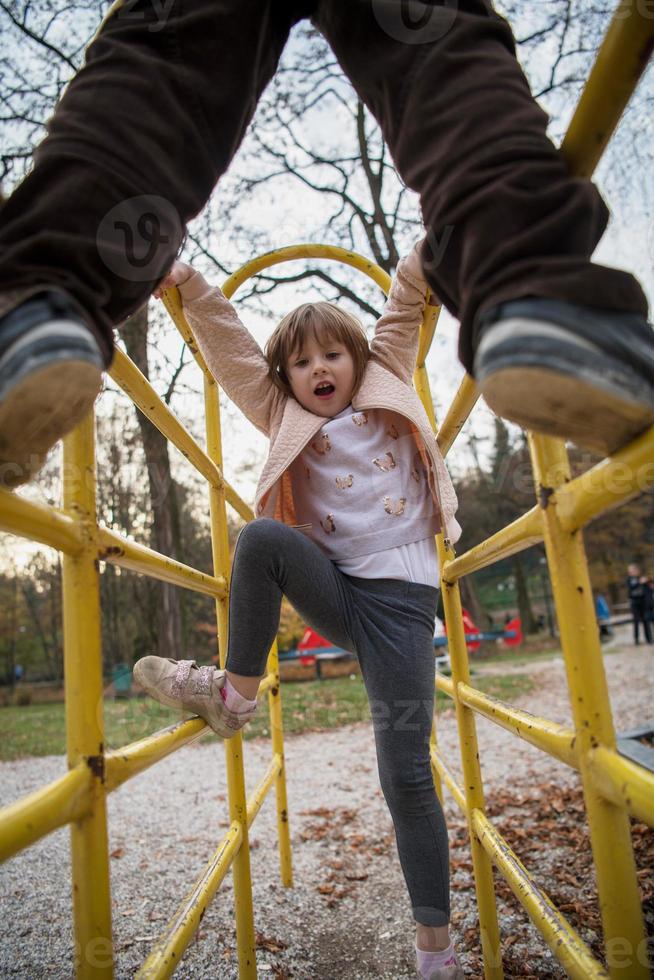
[539,485,554,508]
[280,809,288,823]
[99,545,124,560]
[577,585,584,594]
[87,753,105,782]
[271,686,279,697]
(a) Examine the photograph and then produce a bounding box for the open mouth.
[314,382,335,397]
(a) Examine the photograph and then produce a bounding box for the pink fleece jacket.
[178,245,461,546]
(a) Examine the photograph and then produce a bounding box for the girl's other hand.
[153,259,194,299]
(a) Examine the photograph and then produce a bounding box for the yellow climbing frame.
[1,0,653,977]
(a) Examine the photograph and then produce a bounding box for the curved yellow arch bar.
[221,243,392,300]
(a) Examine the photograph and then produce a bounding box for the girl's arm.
[369,240,436,384]
[157,261,283,436]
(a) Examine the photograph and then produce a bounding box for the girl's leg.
[347,578,450,938]
[225,518,357,694]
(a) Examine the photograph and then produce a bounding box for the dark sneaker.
[474,299,654,456]
[0,290,105,488]
[133,656,257,738]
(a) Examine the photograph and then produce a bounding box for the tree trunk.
[118,307,185,659]
[459,575,488,629]
[514,557,538,635]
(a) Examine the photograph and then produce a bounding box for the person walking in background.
[626,564,652,646]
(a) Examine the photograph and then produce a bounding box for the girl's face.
[286,332,356,417]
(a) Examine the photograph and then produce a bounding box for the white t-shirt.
[290,405,440,587]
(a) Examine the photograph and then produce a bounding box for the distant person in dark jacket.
[626,564,652,645]
[644,579,654,625]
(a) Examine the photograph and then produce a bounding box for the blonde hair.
[265,302,370,397]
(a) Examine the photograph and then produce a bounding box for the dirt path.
[0,637,652,979]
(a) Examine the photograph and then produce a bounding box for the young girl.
[135,243,463,980]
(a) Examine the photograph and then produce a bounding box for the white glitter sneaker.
[133,656,257,738]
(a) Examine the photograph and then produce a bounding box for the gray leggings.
[226,519,450,927]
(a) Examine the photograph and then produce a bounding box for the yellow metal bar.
[442,507,543,583]
[265,642,293,887]
[62,416,113,979]
[0,488,84,553]
[587,746,654,828]
[437,537,503,979]
[436,374,479,458]
[472,809,610,979]
[557,425,654,532]
[161,291,264,526]
[223,483,254,524]
[256,671,276,697]
[138,752,283,979]
[137,752,282,980]
[560,0,654,178]
[137,822,243,980]
[97,526,227,598]
[529,433,648,979]
[435,672,454,698]
[457,683,578,769]
[104,718,208,793]
[416,302,441,367]
[245,753,283,827]
[222,243,392,300]
[109,347,224,488]
[414,363,438,431]
[204,374,258,980]
[410,305,501,974]
[429,748,466,813]
[160,286,211,376]
[0,764,91,862]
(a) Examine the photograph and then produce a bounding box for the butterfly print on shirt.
[384,496,407,516]
[373,452,396,471]
[320,514,336,533]
[335,474,353,489]
[386,423,399,440]
[312,434,332,455]
[352,412,369,426]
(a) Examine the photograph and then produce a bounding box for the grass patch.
[472,646,562,668]
[0,672,535,761]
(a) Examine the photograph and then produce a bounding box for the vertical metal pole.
[266,638,293,887]
[414,362,444,804]
[438,539,504,980]
[415,354,502,977]
[529,433,648,980]
[204,376,257,980]
[62,415,113,979]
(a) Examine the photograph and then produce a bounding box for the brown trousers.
[0,0,648,370]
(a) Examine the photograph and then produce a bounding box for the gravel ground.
[1,628,652,979]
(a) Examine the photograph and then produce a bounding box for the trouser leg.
[0,0,309,354]
[349,577,449,926]
[314,0,648,373]
[225,519,357,676]
[631,604,641,643]
[226,521,449,924]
